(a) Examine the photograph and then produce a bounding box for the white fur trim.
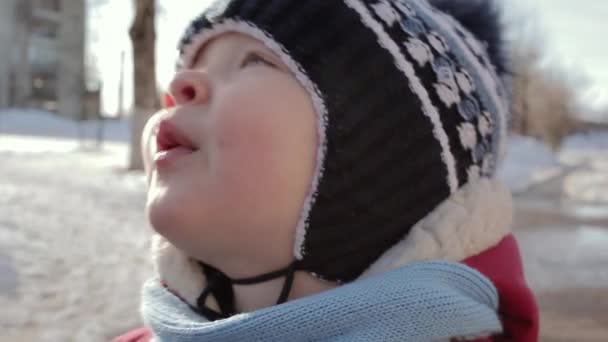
[346,0,459,194]
[361,178,513,278]
[151,234,219,310]
[179,20,329,260]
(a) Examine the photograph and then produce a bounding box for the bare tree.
[509,14,583,150]
[128,0,159,170]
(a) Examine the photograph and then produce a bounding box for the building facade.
[0,0,94,119]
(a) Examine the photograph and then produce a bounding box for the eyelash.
[240,53,276,69]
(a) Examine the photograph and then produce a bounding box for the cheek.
[212,106,285,204]
[218,116,278,167]
[212,84,317,189]
[209,80,318,225]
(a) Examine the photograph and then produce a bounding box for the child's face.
[142,33,317,276]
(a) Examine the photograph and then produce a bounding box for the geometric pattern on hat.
[178,0,510,282]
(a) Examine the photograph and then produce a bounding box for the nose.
[168,70,211,106]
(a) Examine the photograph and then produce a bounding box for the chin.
[146,188,190,239]
[146,186,217,260]
[147,199,174,237]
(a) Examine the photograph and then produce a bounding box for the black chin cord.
[194,261,298,321]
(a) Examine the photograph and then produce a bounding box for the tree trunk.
[128,0,159,170]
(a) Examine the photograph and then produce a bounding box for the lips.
[154,119,197,167]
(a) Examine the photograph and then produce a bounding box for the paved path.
[0,253,18,297]
[513,154,608,341]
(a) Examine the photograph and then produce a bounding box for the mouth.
[154,119,198,167]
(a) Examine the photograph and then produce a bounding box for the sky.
[508,0,608,114]
[89,0,608,117]
[87,0,213,116]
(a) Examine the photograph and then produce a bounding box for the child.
[116,0,538,340]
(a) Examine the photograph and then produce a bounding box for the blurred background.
[0,0,606,341]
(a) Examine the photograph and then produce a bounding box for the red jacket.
[461,234,539,341]
[113,234,538,342]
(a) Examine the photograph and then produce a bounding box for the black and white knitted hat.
[178,0,509,285]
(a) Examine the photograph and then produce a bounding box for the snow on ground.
[563,130,608,151]
[497,132,608,200]
[509,131,608,341]
[0,132,152,341]
[560,131,608,203]
[516,225,608,291]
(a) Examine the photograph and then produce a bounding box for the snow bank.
[497,135,562,193]
[0,109,130,143]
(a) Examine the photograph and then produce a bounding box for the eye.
[240,52,277,69]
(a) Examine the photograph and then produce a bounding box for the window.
[30,73,57,103]
[31,17,59,38]
[37,0,61,12]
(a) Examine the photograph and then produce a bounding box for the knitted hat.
[178,0,509,285]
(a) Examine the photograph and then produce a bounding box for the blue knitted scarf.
[142,261,502,341]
